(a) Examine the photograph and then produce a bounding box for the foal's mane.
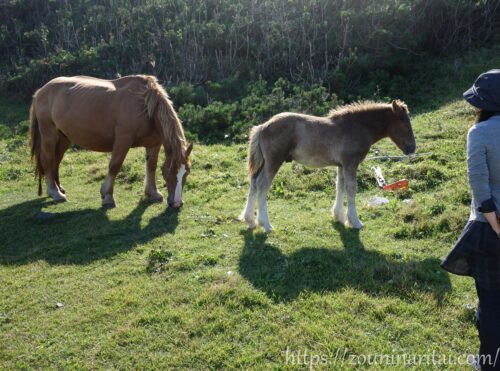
[328,100,408,120]
[142,75,186,167]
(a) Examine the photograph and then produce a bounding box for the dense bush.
[178,78,341,142]
[1,0,499,96]
[1,0,499,142]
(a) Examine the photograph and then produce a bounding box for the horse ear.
[392,99,409,115]
[391,100,401,113]
[185,143,193,158]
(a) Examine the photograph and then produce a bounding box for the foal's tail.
[29,100,43,196]
[248,125,264,177]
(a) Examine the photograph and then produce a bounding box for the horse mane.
[142,75,186,167]
[328,100,409,119]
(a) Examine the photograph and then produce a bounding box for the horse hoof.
[262,224,273,233]
[147,193,163,203]
[247,221,257,229]
[332,214,346,224]
[53,196,67,203]
[102,195,116,209]
[102,202,116,210]
[346,220,363,229]
[49,191,67,203]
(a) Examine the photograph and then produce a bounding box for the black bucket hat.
[463,69,500,111]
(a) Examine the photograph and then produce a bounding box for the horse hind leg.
[144,145,163,203]
[239,176,258,229]
[344,165,363,229]
[54,133,70,194]
[39,121,67,202]
[100,138,131,208]
[256,159,282,233]
[332,166,346,224]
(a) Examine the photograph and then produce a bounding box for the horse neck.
[154,101,186,168]
[144,75,186,166]
[358,109,392,144]
[161,128,186,169]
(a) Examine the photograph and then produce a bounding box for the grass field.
[1,50,499,369]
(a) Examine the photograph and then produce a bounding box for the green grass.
[0,99,480,369]
[2,46,500,368]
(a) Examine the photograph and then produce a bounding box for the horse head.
[162,143,193,209]
[388,100,416,155]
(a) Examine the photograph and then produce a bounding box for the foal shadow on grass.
[0,198,178,265]
[239,223,451,303]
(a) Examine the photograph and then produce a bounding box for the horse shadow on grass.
[0,198,178,265]
[239,223,451,303]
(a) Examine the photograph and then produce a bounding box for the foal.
[239,100,416,232]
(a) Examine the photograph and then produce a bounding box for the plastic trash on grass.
[372,166,409,191]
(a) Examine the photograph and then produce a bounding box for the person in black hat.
[441,69,500,370]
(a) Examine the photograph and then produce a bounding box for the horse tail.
[143,75,186,165]
[29,99,43,196]
[248,125,264,177]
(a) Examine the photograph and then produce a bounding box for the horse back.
[33,76,157,151]
[260,112,371,168]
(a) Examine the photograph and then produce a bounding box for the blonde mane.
[328,100,408,119]
[143,75,186,167]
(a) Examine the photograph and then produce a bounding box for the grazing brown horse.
[30,75,192,208]
[239,100,416,232]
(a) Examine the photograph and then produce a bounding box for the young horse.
[29,75,192,209]
[239,100,416,232]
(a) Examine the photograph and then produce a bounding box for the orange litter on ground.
[372,166,409,191]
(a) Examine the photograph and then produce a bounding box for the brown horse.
[239,100,416,232]
[29,75,192,208]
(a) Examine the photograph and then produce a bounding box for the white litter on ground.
[367,197,390,206]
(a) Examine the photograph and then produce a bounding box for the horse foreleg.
[332,166,346,223]
[344,166,363,229]
[144,145,163,203]
[101,141,130,208]
[239,176,258,229]
[54,133,70,194]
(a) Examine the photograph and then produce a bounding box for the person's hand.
[484,211,500,235]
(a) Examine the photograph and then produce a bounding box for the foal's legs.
[332,166,346,223]
[39,121,67,202]
[144,145,163,203]
[54,133,70,194]
[256,160,282,233]
[344,165,363,229]
[100,139,131,208]
[239,176,258,228]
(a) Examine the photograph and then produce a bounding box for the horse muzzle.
[403,143,416,155]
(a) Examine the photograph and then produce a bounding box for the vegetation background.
[1,0,500,141]
[1,0,500,368]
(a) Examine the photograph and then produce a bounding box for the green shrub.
[178,78,341,143]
